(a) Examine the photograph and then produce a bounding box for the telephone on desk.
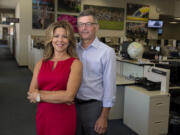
[135,77,161,91]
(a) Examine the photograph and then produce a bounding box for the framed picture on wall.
[57,14,78,33]
[58,0,81,13]
[32,0,55,29]
[32,0,55,12]
[126,22,148,38]
[127,3,149,22]
[84,5,124,30]
[32,11,55,29]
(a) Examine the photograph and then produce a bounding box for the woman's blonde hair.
[43,20,77,60]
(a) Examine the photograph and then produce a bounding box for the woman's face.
[52,27,69,53]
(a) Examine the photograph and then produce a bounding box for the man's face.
[77,16,98,41]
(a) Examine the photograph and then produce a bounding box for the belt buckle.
[76,98,83,104]
[76,98,88,104]
[76,98,97,104]
[78,99,84,104]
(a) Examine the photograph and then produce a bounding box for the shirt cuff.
[102,96,116,107]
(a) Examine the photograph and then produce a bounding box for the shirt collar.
[78,37,99,49]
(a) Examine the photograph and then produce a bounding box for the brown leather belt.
[75,98,98,104]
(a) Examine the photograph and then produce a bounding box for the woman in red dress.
[27,20,82,135]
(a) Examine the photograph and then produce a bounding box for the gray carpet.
[0,46,36,135]
[0,46,137,135]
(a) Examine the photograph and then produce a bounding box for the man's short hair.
[78,9,98,23]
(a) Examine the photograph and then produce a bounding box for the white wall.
[15,2,20,63]
[0,26,3,39]
[15,0,37,65]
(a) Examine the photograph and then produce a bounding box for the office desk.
[116,75,135,86]
[123,86,170,135]
[109,75,135,120]
[112,57,170,134]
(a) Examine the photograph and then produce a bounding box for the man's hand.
[94,115,108,134]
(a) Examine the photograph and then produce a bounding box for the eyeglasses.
[77,22,97,28]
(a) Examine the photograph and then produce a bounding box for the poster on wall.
[126,22,148,38]
[32,0,55,11]
[84,5,124,30]
[57,14,78,33]
[32,0,55,29]
[126,3,149,22]
[58,0,81,13]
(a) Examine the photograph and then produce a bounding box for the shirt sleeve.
[102,48,117,107]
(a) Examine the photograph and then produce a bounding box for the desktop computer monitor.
[121,41,131,59]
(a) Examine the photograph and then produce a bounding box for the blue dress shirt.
[76,37,116,107]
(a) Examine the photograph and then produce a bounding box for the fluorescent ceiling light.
[2,17,6,22]
[169,21,179,24]
[174,17,180,20]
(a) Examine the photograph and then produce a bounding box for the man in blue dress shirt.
[76,9,116,135]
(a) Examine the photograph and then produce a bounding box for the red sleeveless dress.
[36,57,76,135]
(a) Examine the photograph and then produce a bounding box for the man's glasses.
[77,22,97,28]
